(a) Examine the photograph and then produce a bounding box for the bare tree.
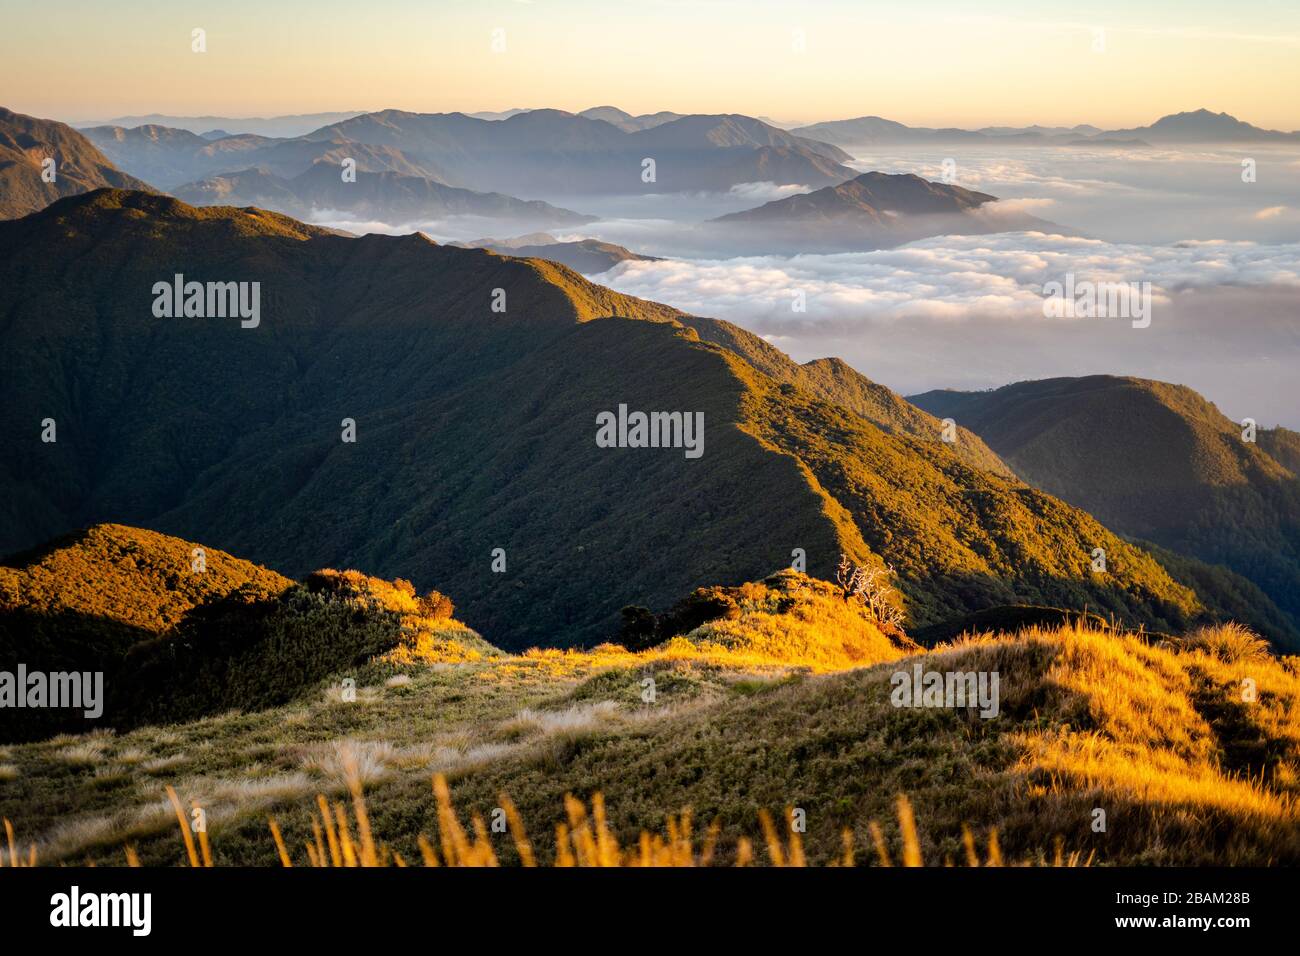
[836,554,905,630]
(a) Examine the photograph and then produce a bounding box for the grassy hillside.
[0,524,482,740]
[678,317,1012,476]
[911,376,1300,649]
[2,548,1295,865]
[0,191,1263,649]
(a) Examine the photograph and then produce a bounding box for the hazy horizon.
[4,0,1300,130]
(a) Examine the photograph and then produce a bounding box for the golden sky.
[3,0,1298,129]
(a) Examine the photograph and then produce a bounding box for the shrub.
[617,606,658,651]
[109,583,407,729]
[418,589,455,621]
[656,588,741,639]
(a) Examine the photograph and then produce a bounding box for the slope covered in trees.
[0,191,1282,649]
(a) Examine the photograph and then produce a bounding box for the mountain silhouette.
[578,106,685,132]
[172,163,593,228]
[1107,108,1300,143]
[303,108,855,194]
[791,108,1297,146]
[710,171,1061,251]
[83,123,451,189]
[77,111,368,138]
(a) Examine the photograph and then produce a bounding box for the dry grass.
[0,767,1089,869]
[4,612,1295,867]
[667,573,917,671]
[259,776,1051,868]
[1182,621,1274,663]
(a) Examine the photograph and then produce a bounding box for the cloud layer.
[600,233,1300,427]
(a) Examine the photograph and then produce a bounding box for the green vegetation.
[1,191,1267,651]
[0,526,484,740]
[911,375,1300,650]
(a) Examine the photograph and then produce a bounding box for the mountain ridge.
[171,162,594,228]
[0,190,1273,649]
[791,107,1298,146]
[910,375,1300,647]
[0,107,156,219]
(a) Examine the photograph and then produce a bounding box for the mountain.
[172,163,594,228]
[668,324,1014,478]
[791,109,1297,146]
[910,376,1300,647]
[82,123,450,189]
[0,107,155,218]
[578,106,685,132]
[0,523,288,739]
[80,123,224,188]
[467,108,533,121]
[76,111,367,138]
[1067,137,1151,148]
[453,233,660,274]
[718,171,996,222]
[710,171,1061,251]
[303,108,855,194]
[978,124,1103,138]
[0,189,1271,651]
[1106,109,1300,143]
[789,116,1090,147]
[81,108,855,208]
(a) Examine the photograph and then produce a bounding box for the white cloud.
[600,234,1300,426]
[727,181,813,202]
[603,233,1300,324]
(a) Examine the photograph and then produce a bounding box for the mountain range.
[910,376,1300,643]
[80,108,857,197]
[2,189,1292,652]
[299,109,855,195]
[81,123,452,190]
[68,107,862,225]
[76,111,368,138]
[791,108,1299,146]
[170,163,593,229]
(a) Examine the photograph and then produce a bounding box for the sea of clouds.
[598,239,1300,427]
[315,143,1300,427]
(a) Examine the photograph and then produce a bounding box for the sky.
[2,0,1300,130]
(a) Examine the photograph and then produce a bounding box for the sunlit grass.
[4,614,1297,867]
